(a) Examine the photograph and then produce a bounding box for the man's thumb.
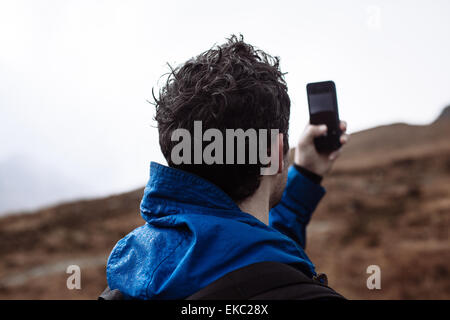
[304,124,327,142]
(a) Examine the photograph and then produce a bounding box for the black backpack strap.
[186,261,345,300]
[98,287,125,300]
[98,262,344,300]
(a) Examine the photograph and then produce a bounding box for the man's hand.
[294,121,349,177]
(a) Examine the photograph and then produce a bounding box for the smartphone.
[306,80,341,154]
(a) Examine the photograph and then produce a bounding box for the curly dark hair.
[153,34,290,202]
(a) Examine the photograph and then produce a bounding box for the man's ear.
[278,133,284,174]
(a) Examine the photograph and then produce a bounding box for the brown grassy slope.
[306,118,450,299]
[0,116,449,299]
[0,189,144,299]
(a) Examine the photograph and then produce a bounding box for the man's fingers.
[340,121,347,133]
[304,124,327,142]
[340,133,349,145]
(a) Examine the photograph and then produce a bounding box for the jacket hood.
[106,162,316,299]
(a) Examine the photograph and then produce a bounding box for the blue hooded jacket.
[106,162,325,299]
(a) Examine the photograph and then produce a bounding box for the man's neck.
[238,178,271,225]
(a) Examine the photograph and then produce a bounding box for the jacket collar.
[140,162,248,221]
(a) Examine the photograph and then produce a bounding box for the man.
[103,35,349,300]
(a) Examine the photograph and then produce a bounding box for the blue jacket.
[106,162,325,299]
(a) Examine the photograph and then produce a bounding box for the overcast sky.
[1,0,449,211]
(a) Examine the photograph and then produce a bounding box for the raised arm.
[269,121,348,248]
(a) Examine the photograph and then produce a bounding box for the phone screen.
[307,81,339,127]
[309,91,335,114]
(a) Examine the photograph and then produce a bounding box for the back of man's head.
[154,34,291,202]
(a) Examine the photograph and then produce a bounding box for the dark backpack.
[99,261,345,300]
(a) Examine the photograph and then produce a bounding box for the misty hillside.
[0,109,449,299]
[435,105,450,122]
[335,106,450,170]
[0,155,92,215]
